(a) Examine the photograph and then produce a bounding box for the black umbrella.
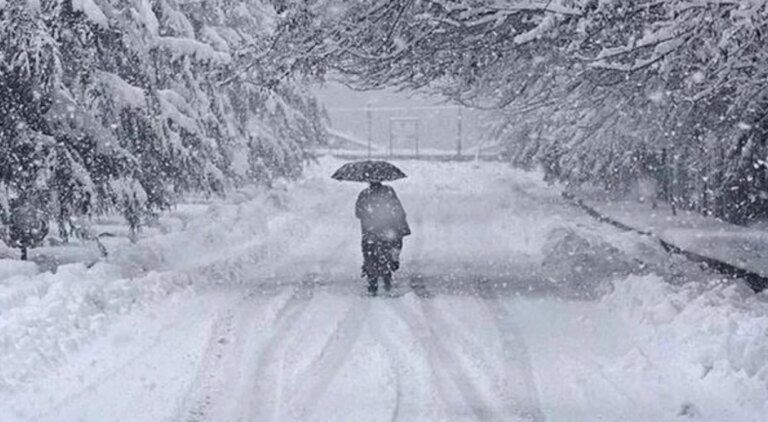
[331,160,407,182]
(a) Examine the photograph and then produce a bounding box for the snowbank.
[509,273,768,421]
[0,263,176,390]
[0,260,37,282]
[606,274,768,397]
[0,180,310,392]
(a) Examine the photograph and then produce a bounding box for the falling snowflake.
[648,91,664,103]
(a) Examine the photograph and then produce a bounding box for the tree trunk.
[670,153,678,216]
[21,246,28,261]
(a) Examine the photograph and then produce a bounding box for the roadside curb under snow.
[561,192,768,293]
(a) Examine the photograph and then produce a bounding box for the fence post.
[366,102,372,158]
[457,107,463,157]
[415,119,420,157]
[660,148,668,203]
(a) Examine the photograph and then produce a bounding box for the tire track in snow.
[26,293,236,422]
[419,299,512,421]
[175,287,296,422]
[179,307,237,422]
[387,279,544,421]
[389,374,403,422]
[392,202,467,420]
[241,278,318,422]
[387,298,496,421]
[284,297,371,420]
[29,317,192,421]
[482,302,545,422]
[368,305,406,422]
[464,277,545,421]
[368,301,450,422]
[61,190,334,415]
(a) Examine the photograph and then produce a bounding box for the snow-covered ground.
[580,198,768,280]
[2,158,767,421]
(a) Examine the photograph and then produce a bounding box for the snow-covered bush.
[6,202,49,260]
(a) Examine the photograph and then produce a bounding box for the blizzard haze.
[2,1,768,422]
[315,82,486,152]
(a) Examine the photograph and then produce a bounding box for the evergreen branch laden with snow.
[0,0,326,253]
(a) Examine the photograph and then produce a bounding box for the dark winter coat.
[355,183,410,240]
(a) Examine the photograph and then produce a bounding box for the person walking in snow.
[356,181,410,296]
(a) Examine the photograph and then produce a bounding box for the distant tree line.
[0,0,326,255]
[266,0,768,224]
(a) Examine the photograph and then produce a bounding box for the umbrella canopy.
[331,160,407,182]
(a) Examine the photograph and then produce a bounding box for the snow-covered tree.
[0,0,325,253]
[266,0,768,223]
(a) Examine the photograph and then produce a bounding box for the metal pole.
[388,118,393,158]
[415,120,420,157]
[366,102,372,158]
[457,107,463,157]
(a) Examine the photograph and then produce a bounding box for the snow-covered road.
[4,159,768,422]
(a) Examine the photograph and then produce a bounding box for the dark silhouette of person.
[355,181,410,295]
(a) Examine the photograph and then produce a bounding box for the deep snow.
[1,157,767,421]
[582,197,768,280]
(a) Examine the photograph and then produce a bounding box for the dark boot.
[367,276,378,296]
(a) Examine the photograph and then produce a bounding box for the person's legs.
[387,238,403,273]
[362,236,378,295]
[362,235,402,296]
[362,235,382,275]
[382,238,401,292]
[382,272,392,292]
